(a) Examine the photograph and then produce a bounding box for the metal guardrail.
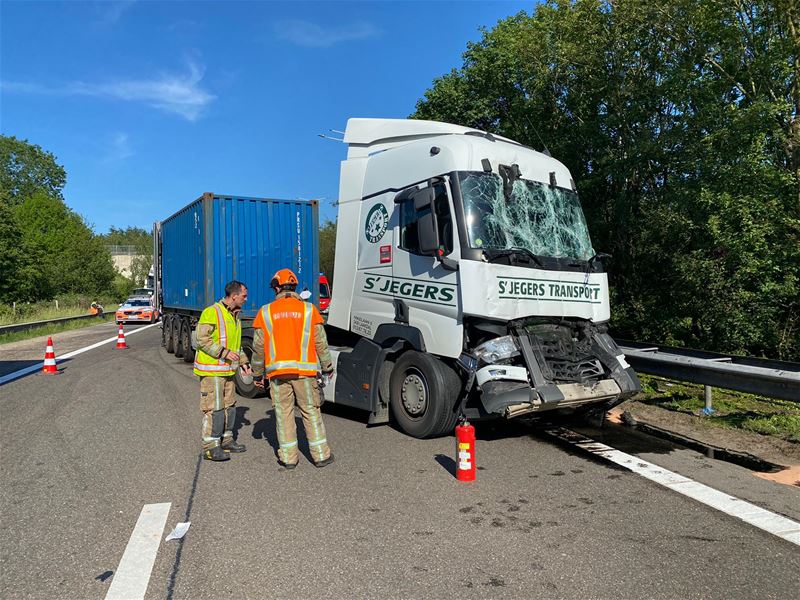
[617,340,800,402]
[0,313,110,336]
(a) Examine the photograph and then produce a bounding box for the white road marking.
[546,428,800,546]
[0,322,160,386]
[105,502,171,600]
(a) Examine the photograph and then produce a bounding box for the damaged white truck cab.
[322,118,640,438]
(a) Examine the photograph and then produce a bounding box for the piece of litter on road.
[165,522,190,541]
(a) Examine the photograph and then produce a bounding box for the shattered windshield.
[458,171,595,261]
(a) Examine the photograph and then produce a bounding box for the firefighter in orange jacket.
[252,268,334,469]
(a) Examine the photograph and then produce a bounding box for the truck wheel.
[234,334,261,398]
[173,317,185,359]
[180,319,194,364]
[389,351,461,438]
[160,316,168,347]
[164,315,176,353]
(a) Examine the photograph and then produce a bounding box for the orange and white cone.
[43,336,58,374]
[116,324,128,349]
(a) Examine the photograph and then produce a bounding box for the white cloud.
[103,132,134,163]
[274,19,381,47]
[96,0,138,25]
[1,61,215,121]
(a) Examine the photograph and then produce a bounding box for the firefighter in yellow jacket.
[194,280,251,461]
[252,269,334,469]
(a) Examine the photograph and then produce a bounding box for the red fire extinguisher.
[455,417,476,482]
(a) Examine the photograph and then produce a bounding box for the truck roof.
[344,118,524,159]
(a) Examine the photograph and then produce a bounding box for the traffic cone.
[43,336,58,374]
[116,324,128,349]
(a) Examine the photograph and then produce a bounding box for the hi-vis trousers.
[199,375,237,450]
[268,375,330,465]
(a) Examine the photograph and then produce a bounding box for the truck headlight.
[474,335,519,365]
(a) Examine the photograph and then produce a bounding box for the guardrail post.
[703,385,714,415]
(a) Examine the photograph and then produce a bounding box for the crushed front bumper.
[476,330,641,417]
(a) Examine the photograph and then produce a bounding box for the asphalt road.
[1,324,798,599]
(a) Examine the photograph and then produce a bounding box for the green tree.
[0,135,67,204]
[14,191,117,297]
[319,219,337,286]
[413,0,800,360]
[100,226,153,250]
[99,226,153,290]
[0,197,46,302]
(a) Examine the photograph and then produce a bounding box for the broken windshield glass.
[458,171,595,261]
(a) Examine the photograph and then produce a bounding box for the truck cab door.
[392,178,462,358]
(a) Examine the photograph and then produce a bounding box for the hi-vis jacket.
[193,301,247,377]
[251,291,333,379]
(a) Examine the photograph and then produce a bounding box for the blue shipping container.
[158,193,320,319]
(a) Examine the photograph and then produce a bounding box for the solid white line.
[105,502,171,600]
[546,427,800,547]
[0,322,160,386]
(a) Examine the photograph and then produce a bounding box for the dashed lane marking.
[105,502,171,600]
[0,322,160,386]
[546,427,800,547]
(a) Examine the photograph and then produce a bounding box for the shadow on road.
[0,358,75,381]
[435,453,456,477]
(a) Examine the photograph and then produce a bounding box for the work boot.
[277,460,297,470]
[314,454,335,468]
[203,446,230,461]
[221,439,246,453]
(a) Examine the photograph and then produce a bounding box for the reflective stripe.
[193,363,235,373]
[309,438,327,446]
[300,303,312,364]
[262,307,276,363]
[214,377,222,411]
[265,360,318,374]
[280,441,298,449]
[212,304,228,363]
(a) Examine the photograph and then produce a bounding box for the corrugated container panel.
[162,199,206,310]
[160,194,319,319]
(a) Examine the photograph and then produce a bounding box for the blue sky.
[1,0,533,232]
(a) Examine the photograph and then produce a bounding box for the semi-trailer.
[153,192,319,397]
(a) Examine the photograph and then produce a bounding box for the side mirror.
[413,187,435,211]
[418,212,439,255]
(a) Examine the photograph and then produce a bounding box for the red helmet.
[271,268,299,289]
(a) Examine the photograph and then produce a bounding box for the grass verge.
[0,315,113,346]
[635,374,800,443]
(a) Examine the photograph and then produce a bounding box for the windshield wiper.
[484,247,545,268]
[569,252,611,271]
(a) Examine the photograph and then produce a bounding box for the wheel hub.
[401,370,427,416]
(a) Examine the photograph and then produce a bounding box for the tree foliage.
[14,191,117,297]
[0,135,67,204]
[99,226,154,289]
[100,226,153,250]
[0,137,119,304]
[319,220,337,286]
[413,0,800,360]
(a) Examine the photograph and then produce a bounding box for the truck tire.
[234,334,261,398]
[161,316,168,347]
[389,351,461,438]
[164,315,176,353]
[173,317,185,359]
[180,319,194,364]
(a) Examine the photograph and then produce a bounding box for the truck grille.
[546,358,604,382]
[525,324,605,385]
